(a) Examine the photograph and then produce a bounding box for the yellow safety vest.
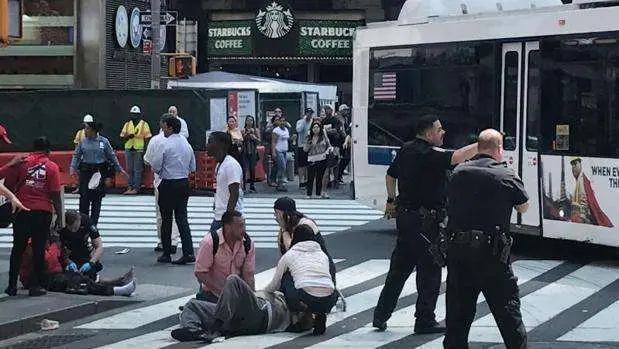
[121,120,152,150]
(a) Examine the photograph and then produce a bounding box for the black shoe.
[414,321,446,334]
[4,286,17,297]
[154,245,163,252]
[249,185,256,193]
[171,328,205,342]
[157,255,172,263]
[172,255,196,265]
[171,246,177,254]
[313,313,327,335]
[28,288,47,297]
[373,319,387,332]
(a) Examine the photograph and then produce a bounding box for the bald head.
[168,106,178,116]
[477,129,504,161]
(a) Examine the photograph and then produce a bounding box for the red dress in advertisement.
[582,176,613,227]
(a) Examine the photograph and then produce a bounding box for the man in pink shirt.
[194,210,255,302]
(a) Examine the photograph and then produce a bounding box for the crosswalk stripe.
[469,262,619,343]
[335,260,390,290]
[314,260,562,349]
[558,299,619,342]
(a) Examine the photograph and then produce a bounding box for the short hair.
[222,210,243,225]
[415,114,439,136]
[477,129,503,151]
[33,136,51,152]
[163,115,182,134]
[65,210,81,226]
[209,131,232,149]
[160,112,172,123]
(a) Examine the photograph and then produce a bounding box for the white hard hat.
[83,114,94,123]
[338,104,349,111]
[130,106,141,114]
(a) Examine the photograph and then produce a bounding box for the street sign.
[139,10,176,26]
[143,39,152,54]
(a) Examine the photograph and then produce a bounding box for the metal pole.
[150,0,161,89]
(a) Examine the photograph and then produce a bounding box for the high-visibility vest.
[120,120,151,150]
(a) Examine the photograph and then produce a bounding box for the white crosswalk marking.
[0,195,383,249]
[58,259,619,348]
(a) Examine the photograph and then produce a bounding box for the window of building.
[318,64,352,83]
[502,51,519,151]
[526,50,541,151]
[368,42,498,148]
[539,37,619,157]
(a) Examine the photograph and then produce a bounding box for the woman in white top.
[264,226,337,335]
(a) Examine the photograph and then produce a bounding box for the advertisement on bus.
[542,155,617,229]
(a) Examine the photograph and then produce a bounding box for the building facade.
[169,0,406,103]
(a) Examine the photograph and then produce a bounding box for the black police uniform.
[373,138,454,330]
[444,154,528,349]
[58,213,103,281]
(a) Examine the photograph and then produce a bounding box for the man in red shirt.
[1,137,63,297]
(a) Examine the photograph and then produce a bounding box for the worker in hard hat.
[120,106,152,195]
[71,115,94,194]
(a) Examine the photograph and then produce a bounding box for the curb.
[0,299,138,341]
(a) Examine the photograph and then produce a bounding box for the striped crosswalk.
[0,195,384,249]
[71,258,619,348]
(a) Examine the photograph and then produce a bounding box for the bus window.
[368,42,497,149]
[503,52,519,151]
[526,51,541,151]
[540,37,619,158]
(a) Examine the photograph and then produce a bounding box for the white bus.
[351,0,619,247]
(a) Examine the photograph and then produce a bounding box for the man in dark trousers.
[58,210,104,280]
[149,115,196,265]
[443,129,529,349]
[373,115,478,333]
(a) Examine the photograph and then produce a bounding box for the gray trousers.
[125,150,144,190]
[180,275,267,336]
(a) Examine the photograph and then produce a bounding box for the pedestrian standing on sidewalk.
[225,116,245,184]
[2,137,63,297]
[120,106,152,195]
[167,106,189,139]
[144,114,180,255]
[271,116,290,192]
[149,115,196,265]
[306,121,332,199]
[242,115,260,193]
[206,131,243,233]
[70,121,127,226]
[296,108,313,189]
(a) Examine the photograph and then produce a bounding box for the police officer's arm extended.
[449,142,479,165]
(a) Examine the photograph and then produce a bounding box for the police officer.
[373,114,478,333]
[443,129,529,348]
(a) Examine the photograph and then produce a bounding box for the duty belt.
[449,230,492,245]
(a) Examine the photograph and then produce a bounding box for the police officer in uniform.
[443,129,529,348]
[373,114,478,333]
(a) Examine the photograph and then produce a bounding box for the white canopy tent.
[167,71,339,106]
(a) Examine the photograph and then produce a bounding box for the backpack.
[211,230,252,256]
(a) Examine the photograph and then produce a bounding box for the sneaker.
[414,321,446,334]
[172,255,196,265]
[373,319,387,332]
[249,185,257,193]
[171,327,205,342]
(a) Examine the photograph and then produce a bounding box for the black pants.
[46,272,114,296]
[338,148,351,180]
[158,178,193,257]
[244,153,257,187]
[8,210,53,290]
[78,166,105,225]
[373,207,442,325]
[280,271,337,313]
[307,160,327,196]
[443,244,526,349]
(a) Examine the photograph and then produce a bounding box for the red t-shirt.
[2,153,60,212]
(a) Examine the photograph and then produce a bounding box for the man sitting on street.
[58,210,104,281]
[194,210,255,302]
[172,275,313,343]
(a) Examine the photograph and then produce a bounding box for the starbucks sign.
[255,1,295,39]
[207,18,363,58]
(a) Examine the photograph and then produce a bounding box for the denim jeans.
[275,151,287,185]
[125,150,144,190]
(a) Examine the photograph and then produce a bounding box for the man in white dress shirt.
[168,106,189,139]
[144,114,180,254]
[149,115,196,265]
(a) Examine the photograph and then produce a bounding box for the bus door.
[500,43,523,226]
[520,41,542,230]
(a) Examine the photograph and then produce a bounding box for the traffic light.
[169,55,196,78]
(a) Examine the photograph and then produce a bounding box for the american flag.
[373,72,397,100]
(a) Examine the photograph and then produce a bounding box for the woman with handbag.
[242,115,260,193]
[305,121,333,199]
[70,120,127,226]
